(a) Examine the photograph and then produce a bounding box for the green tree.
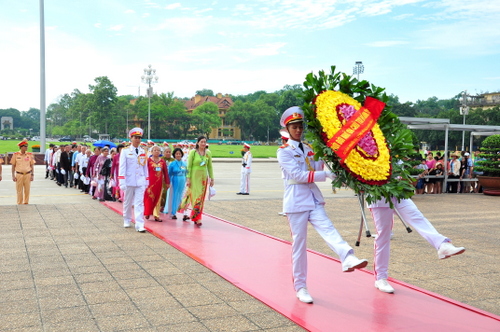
[21,108,41,134]
[226,100,276,141]
[195,89,214,97]
[192,102,221,138]
[88,76,118,135]
[276,88,304,114]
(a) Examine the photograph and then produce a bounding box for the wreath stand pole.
[355,192,371,246]
[394,207,413,233]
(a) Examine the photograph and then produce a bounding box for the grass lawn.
[0,140,281,159]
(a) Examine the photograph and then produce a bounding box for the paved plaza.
[0,161,498,331]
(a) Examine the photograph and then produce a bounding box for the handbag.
[208,186,216,200]
[100,159,111,176]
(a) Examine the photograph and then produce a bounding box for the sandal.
[171,215,177,219]
[145,215,150,220]
[154,217,162,222]
[194,220,202,227]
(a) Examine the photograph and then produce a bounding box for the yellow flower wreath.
[314,90,391,183]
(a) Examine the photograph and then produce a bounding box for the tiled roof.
[183,94,234,110]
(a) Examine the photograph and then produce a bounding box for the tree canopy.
[2,75,499,148]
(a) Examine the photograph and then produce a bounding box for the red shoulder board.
[279,143,289,149]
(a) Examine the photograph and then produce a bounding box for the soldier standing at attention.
[277,106,368,304]
[119,128,149,233]
[237,143,252,195]
[11,139,35,204]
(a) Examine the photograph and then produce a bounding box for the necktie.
[135,148,139,155]
[298,142,304,153]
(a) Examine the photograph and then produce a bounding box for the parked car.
[59,136,73,142]
[31,136,40,141]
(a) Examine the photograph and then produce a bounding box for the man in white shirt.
[118,128,149,233]
[277,106,368,304]
[237,143,252,195]
[44,144,54,179]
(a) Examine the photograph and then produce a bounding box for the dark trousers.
[447,175,459,193]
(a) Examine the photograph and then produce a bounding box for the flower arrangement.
[32,145,41,149]
[302,66,416,205]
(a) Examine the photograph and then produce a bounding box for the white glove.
[325,170,336,180]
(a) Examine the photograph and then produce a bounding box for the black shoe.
[171,215,177,219]
[236,192,243,195]
[241,193,249,195]
[183,215,190,221]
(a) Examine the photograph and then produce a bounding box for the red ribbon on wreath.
[326,97,386,160]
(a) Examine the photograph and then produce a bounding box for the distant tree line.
[1,77,499,148]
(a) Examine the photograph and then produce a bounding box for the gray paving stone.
[0,163,497,331]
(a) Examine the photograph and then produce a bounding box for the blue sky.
[1,0,499,112]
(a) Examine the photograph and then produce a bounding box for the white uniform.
[368,198,449,280]
[277,139,354,291]
[239,150,252,194]
[118,145,149,231]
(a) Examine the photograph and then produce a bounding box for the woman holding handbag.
[179,136,214,226]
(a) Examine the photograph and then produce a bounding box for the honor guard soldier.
[119,128,149,232]
[237,143,252,195]
[277,106,368,304]
[11,139,35,204]
[368,197,465,293]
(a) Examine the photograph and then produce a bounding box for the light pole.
[460,90,469,151]
[353,61,364,81]
[141,64,158,140]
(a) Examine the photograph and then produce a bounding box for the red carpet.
[103,201,500,331]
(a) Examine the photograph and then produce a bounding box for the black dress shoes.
[236,192,243,195]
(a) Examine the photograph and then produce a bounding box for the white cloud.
[165,3,182,10]
[109,24,125,31]
[393,13,414,20]
[94,23,102,28]
[144,0,160,9]
[195,8,213,14]
[247,42,287,56]
[124,9,135,14]
[365,40,409,47]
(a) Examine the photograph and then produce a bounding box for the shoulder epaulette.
[279,143,289,149]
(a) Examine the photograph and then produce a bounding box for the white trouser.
[240,168,250,194]
[287,203,354,291]
[370,199,449,281]
[123,185,146,230]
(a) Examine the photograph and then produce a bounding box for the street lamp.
[141,64,158,140]
[353,61,364,81]
[460,90,469,151]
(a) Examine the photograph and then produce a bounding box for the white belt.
[287,179,302,185]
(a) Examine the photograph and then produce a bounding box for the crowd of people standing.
[43,132,215,228]
[413,149,482,194]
